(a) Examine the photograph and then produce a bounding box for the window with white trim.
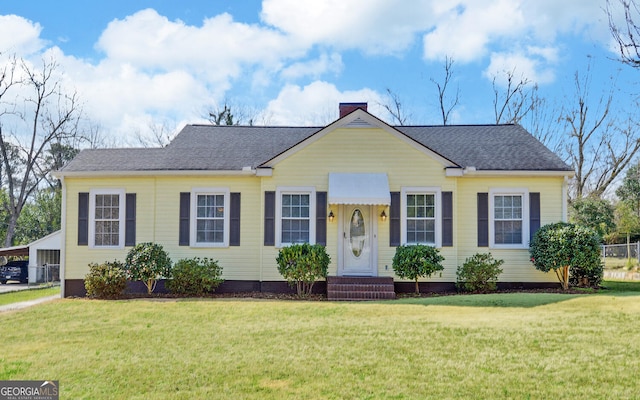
[401,187,441,246]
[276,187,316,246]
[489,189,529,249]
[190,188,230,247]
[89,189,125,248]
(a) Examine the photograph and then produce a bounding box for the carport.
[0,230,61,283]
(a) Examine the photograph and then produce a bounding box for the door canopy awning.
[328,173,391,205]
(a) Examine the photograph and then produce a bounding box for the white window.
[276,187,316,247]
[190,188,230,247]
[89,189,125,248]
[401,187,441,247]
[489,188,529,249]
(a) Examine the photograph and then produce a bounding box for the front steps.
[326,276,396,301]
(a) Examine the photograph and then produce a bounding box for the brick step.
[326,276,396,301]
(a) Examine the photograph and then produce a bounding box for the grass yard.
[1,282,640,399]
[0,285,60,306]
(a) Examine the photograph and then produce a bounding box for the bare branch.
[379,88,410,126]
[608,0,640,67]
[431,56,460,125]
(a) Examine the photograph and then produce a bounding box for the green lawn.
[1,282,639,399]
[0,285,60,306]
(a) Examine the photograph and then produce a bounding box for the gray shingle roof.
[59,122,571,173]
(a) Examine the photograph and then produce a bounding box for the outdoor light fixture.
[328,210,335,222]
[380,210,387,221]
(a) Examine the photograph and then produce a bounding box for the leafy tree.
[569,197,616,238]
[529,222,603,290]
[124,242,172,294]
[276,243,330,297]
[392,244,444,294]
[614,201,640,267]
[13,188,61,245]
[616,161,640,216]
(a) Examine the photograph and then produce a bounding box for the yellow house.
[54,103,574,298]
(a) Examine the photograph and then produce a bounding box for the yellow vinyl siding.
[260,126,456,281]
[456,176,565,283]
[64,175,262,281]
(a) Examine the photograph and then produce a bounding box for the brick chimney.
[339,102,367,118]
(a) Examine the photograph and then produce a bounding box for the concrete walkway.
[0,295,59,313]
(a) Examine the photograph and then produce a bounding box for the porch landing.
[326,276,396,301]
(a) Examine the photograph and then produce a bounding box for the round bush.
[392,244,444,294]
[84,261,127,299]
[124,242,172,294]
[456,253,504,293]
[166,257,224,296]
[276,243,330,297]
[529,222,602,289]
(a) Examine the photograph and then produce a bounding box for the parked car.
[0,260,28,284]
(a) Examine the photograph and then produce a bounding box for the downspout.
[59,176,67,298]
[562,176,569,222]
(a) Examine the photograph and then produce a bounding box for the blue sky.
[0,0,637,144]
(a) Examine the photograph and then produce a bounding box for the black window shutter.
[442,191,453,247]
[125,193,136,246]
[264,191,275,246]
[477,193,489,247]
[529,192,541,242]
[230,192,241,246]
[78,192,89,246]
[316,192,327,246]
[390,192,401,247]
[179,192,190,246]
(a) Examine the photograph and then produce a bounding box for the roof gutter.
[450,168,575,178]
[52,168,258,179]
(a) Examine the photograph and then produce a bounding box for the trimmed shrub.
[276,243,330,297]
[456,253,504,293]
[124,242,172,294]
[166,257,224,296]
[529,222,603,290]
[392,244,444,294]
[84,261,127,299]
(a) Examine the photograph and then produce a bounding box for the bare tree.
[608,0,640,68]
[492,69,537,125]
[206,101,259,126]
[0,56,82,246]
[134,121,176,148]
[380,88,410,126]
[562,67,640,198]
[431,56,460,125]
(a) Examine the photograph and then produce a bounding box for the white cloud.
[264,81,383,125]
[96,9,303,81]
[0,15,45,55]
[484,48,558,85]
[423,0,526,62]
[260,0,435,55]
[280,53,343,80]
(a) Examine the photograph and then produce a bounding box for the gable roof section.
[56,109,572,176]
[259,108,459,168]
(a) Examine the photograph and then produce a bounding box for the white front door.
[341,205,376,276]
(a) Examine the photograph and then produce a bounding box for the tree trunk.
[627,232,632,266]
[415,279,420,295]
[4,212,18,247]
[562,265,570,291]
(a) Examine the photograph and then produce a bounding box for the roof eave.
[456,169,575,177]
[52,168,257,178]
